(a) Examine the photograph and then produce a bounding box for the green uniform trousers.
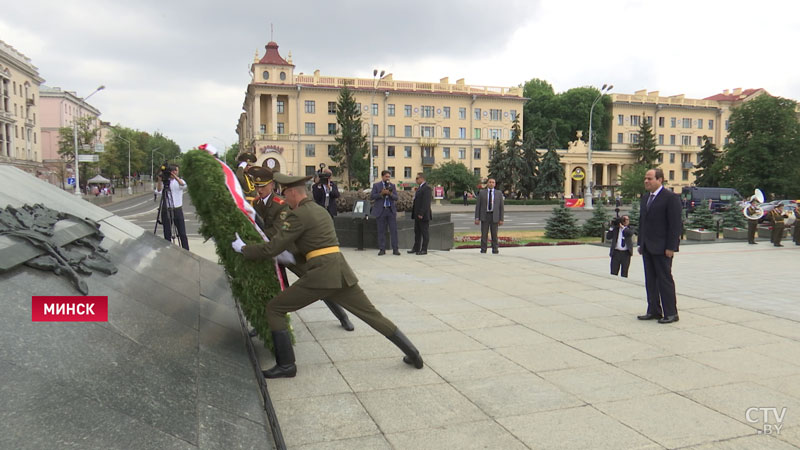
[267,283,397,336]
[772,224,784,245]
[747,219,758,244]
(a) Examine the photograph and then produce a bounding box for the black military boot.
[387,329,424,369]
[324,300,354,331]
[262,330,296,379]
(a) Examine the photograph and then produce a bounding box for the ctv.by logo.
[745,407,786,435]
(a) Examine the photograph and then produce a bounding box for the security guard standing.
[232,172,423,378]
[235,152,258,205]
[769,203,787,247]
[249,166,354,332]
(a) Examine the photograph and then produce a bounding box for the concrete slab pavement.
[188,237,800,449]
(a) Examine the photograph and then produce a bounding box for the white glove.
[276,251,296,266]
[231,233,246,253]
[238,161,247,169]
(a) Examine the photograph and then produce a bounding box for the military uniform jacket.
[254,194,289,240]
[235,165,257,200]
[770,209,786,224]
[243,198,358,289]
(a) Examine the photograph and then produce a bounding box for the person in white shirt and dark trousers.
[156,165,189,250]
[607,215,633,277]
[474,178,504,254]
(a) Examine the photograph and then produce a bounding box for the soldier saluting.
[231,172,423,378]
[235,152,258,205]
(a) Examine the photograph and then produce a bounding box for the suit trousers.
[376,210,398,251]
[610,250,631,277]
[412,219,429,252]
[480,220,499,252]
[266,283,397,336]
[162,206,189,250]
[641,249,677,317]
[747,219,758,244]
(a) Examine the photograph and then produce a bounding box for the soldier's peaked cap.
[274,172,312,189]
[249,166,274,186]
[237,152,257,163]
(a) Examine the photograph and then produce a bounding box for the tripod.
[154,175,180,246]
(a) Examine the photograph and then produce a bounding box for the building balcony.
[418,137,438,148]
[681,161,694,169]
[680,145,695,152]
[255,133,293,141]
[25,118,35,127]
[26,97,35,106]
[422,156,435,166]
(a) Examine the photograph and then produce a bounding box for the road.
[102,193,201,238]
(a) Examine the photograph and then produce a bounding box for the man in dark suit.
[312,168,340,217]
[474,178,504,254]
[607,215,634,277]
[408,172,432,255]
[370,170,400,255]
[637,168,683,324]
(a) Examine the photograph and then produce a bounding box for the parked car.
[681,187,743,213]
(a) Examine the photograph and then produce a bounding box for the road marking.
[109,199,151,213]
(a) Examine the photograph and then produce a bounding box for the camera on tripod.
[159,161,175,183]
[317,163,330,183]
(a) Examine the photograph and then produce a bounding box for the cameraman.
[156,164,189,250]
[312,168,339,217]
[606,215,633,277]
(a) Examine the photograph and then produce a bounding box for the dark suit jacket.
[474,188,504,223]
[369,180,398,218]
[412,183,432,221]
[638,188,682,254]
[312,181,340,217]
[607,225,634,256]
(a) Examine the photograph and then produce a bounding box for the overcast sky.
[3,0,799,151]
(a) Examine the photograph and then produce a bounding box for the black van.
[681,187,743,212]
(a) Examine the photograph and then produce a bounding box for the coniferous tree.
[519,131,540,199]
[721,203,746,229]
[537,125,565,200]
[544,205,580,239]
[331,86,369,188]
[631,113,661,168]
[487,139,508,184]
[694,136,721,186]
[582,203,610,237]
[686,206,717,230]
[628,201,640,232]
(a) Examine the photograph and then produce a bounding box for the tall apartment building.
[0,40,44,176]
[39,86,103,188]
[237,42,526,186]
[608,88,767,193]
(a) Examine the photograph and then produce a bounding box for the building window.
[490,109,501,121]
[658,134,664,145]
[328,145,336,156]
[372,145,378,157]
[474,168,481,177]
[669,170,675,180]
[388,145,395,157]
[682,170,689,181]
[305,165,316,176]
[387,166,395,177]
[305,100,315,113]
[372,103,378,116]
[443,107,450,118]
[706,137,713,144]
[404,146,412,158]
[459,107,466,120]
[646,116,653,125]
[280,72,286,81]
[388,125,395,137]
[617,133,623,144]
[474,108,481,120]
[442,147,450,159]
[510,109,517,120]
[458,148,466,159]
[489,128,501,140]
[372,166,378,179]
[670,135,676,145]
[373,124,379,136]
[277,100,284,114]
[459,127,467,139]
[630,133,639,144]
[682,118,692,128]
[618,115,624,125]
[725,137,730,145]
[421,106,434,118]
[442,127,450,138]
[680,135,691,146]
[260,124,266,134]
[305,144,315,157]
[473,128,481,139]
[697,119,703,129]
[387,104,395,116]
[328,123,336,135]
[630,115,640,127]
[725,120,730,130]
[305,122,315,135]
[404,125,412,137]
[697,136,703,146]
[658,117,665,127]
[404,105,412,117]
[670,117,676,128]
[473,148,481,159]
[708,119,714,130]
[328,102,336,114]
[277,122,285,134]
[421,126,434,137]
[404,166,412,178]
[669,153,675,163]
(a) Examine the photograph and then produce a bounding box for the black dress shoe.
[407,249,418,254]
[416,251,427,255]
[393,250,401,255]
[480,249,486,253]
[775,244,784,247]
[658,315,679,324]
[378,250,386,255]
[492,250,499,254]
[637,314,662,320]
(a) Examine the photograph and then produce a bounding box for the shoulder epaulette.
[273,196,285,205]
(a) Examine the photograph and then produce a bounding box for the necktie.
[384,182,390,207]
[620,229,625,248]
[646,193,656,209]
[488,190,494,211]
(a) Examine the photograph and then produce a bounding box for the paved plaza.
[192,237,800,449]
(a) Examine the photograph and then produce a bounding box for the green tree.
[582,203,610,237]
[518,131,540,199]
[721,202,746,229]
[222,142,240,168]
[544,205,580,239]
[331,86,369,188]
[686,207,717,230]
[537,126,564,200]
[718,94,800,198]
[631,113,660,167]
[488,116,526,196]
[58,116,102,187]
[617,163,649,202]
[628,200,640,231]
[522,78,556,148]
[427,161,480,198]
[693,136,721,186]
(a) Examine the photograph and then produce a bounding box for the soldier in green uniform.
[793,206,800,245]
[769,203,787,247]
[235,152,258,204]
[232,172,423,378]
[745,201,761,245]
[249,166,354,331]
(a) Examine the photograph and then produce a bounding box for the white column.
[563,163,572,197]
[252,94,261,141]
[271,94,278,139]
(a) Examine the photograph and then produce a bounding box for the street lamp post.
[116,135,132,195]
[73,85,105,196]
[585,83,613,210]
[369,69,386,185]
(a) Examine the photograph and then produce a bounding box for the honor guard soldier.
[793,205,800,245]
[231,172,423,378]
[235,152,258,204]
[769,203,787,247]
[249,166,354,332]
